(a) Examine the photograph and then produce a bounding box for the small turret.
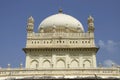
[27,16,34,33]
[7,64,11,68]
[88,15,95,32]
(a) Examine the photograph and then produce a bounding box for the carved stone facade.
[24,48,98,69]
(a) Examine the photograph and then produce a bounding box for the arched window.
[88,41,90,43]
[37,41,39,44]
[82,41,84,43]
[83,60,91,68]
[76,41,78,43]
[44,41,45,44]
[43,60,51,68]
[60,40,61,43]
[56,59,65,68]
[70,59,79,68]
[30,60,39,69]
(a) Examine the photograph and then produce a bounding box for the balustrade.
[0,68,119,77]
[32,33,92,38]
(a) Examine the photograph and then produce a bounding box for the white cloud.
[98,40,120,67]
[103,59,119,67]
[98,40,105,47]
[98,40,120,53]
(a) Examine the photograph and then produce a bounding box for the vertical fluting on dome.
[88,15,95,32]
[27,16,34,33]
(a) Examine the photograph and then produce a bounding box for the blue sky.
[0,0,120,68]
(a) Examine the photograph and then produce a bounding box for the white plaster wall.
[25,50,97,69]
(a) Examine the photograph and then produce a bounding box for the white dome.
[38,12,84,33]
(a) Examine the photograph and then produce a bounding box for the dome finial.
[58,8,63,13]
[28,16,34,23]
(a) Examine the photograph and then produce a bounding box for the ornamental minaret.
[27,16,34,33]
[88,15,95,32]
[87,15,95,47]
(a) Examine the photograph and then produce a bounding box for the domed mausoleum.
[0,9,120,80]
[24,9,98,68]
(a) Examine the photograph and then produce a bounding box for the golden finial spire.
[58,8,63,13]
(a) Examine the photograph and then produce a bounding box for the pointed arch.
[70,59,79,68]
[30,60,39,69]
[43,60,51,68]
[56,59,65,68]
[83,60,91,68]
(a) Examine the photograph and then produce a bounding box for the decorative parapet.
[27,33,94,39]
[0,68,120,79]
[26,32,96,48]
